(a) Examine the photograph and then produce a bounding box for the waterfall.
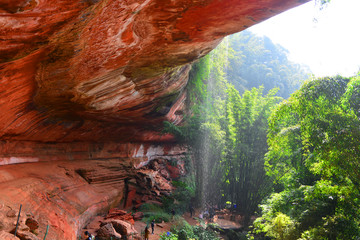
[198,37,229,209]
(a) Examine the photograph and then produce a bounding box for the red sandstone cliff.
[0,0,309,239]
[0,0,308,143]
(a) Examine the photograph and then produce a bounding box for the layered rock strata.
[0,0,309,239]
[0,152,186,239]
[0,0,308,143]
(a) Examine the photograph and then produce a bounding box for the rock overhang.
[0,0,310,143]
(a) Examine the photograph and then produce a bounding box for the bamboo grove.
[164,30,360,239]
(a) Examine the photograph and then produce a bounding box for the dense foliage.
[163,19,360,240]
[139,203,173,224]
[226,30,311,98]
[159,219,220,240]
[165,40,282,225]
[220,86,281,225]
[252,75,360,239]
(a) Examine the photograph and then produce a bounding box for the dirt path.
[134,220,171,240]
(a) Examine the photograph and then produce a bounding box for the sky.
[249,0,360,77]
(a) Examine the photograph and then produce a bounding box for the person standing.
[151,219,155,234]
[189,203,194,217]
[144,226,150,240]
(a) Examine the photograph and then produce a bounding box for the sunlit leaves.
[226,31,310,98]
[259,75,360,239]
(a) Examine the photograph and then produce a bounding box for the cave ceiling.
[0,0,309,142]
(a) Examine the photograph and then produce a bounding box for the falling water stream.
[199,37,229,209]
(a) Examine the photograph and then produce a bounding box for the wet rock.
[141,195,150,202]
[96,223,122,240]
[166,163,181,179]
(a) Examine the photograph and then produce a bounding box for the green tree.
[225,30,311,98]
[164,40,282,225]
[254,75,360,239]
[221,86,281,225]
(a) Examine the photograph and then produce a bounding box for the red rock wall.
[0,145,187,239]
[0,159,125,239]
[0,0,310,239]
[0,141,186,166]
[0,0,309,143]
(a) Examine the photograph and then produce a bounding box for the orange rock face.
[0,0,308,143]
[0,147,187,239]
[0,0,309,239]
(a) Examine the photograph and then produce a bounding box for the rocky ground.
[0,203,41,240]
[0,202,245,240]
[83,207,177,240]
[82,208,243,240]
[0,155,242,240]
[0,156,187,240]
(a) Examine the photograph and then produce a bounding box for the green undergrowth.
[159,217,220,240]
[140,177,195,225]
[162,179,196,213]
[139,203,172,224]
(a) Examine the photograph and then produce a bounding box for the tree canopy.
[165,40,283,225]
[163,30,360,239]
[225,30,311,98]
[253,75,360,239]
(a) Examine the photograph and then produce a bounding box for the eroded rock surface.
[0,0,309,239]
[0,0,308,143]
[96,223,122,240]
[0,149,186,239]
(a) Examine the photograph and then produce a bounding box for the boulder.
[106,213,134,226]
[25,218,39,232]
[110,219,137,236]
[96,223,122,240]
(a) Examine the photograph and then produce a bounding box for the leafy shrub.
[161,179,196,215]
[164,217,220,240]
[160,232,178,240]
[139,203,172,223]
[265,212,295,240]
[253,75,360,239]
